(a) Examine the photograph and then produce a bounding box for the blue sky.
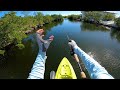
[0,11,81,17]
[0,11,120,17]
[41,11,81,16]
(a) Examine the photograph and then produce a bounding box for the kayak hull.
[55,57,77,79]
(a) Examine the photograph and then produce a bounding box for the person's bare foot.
[36,29,54,52]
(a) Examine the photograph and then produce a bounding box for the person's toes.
[49,35,54,41]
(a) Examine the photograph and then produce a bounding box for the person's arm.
[69,40,114,79]
[28,29,54,79]
[27,50,47,79]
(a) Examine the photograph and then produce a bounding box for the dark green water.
[1,19,120,79]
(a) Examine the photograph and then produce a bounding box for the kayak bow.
[55,57,77,79]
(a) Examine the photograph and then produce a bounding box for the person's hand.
[36,29,54,52]
[68,40,78,49]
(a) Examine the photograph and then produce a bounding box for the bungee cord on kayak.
[28,29,114,79]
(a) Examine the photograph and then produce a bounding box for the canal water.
[0,19,120,79]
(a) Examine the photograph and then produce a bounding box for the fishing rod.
[67,35,86,79]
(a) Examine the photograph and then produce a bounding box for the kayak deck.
[55,57,77,79]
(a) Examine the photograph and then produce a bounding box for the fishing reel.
[70,50,75,56]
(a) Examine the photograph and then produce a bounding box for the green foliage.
[35,12,44,25]
[110,29,120,42]
[63,16,67,18]
[51,14,63,21]
[43,15,53,24]
[0,11,28,49]
[82,11,115,22]
[115,17,120,27]
[16,44,25,50]
[102,13,115,21]
[82,11,102,22]
[0,50,5,55]
[68,14,81,20]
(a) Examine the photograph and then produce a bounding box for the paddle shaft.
[67,35,86,79]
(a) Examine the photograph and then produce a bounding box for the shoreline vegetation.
[67,11,120,29]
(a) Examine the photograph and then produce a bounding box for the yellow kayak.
[55,57,77,79]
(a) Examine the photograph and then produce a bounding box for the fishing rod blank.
[67,35,86,79]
